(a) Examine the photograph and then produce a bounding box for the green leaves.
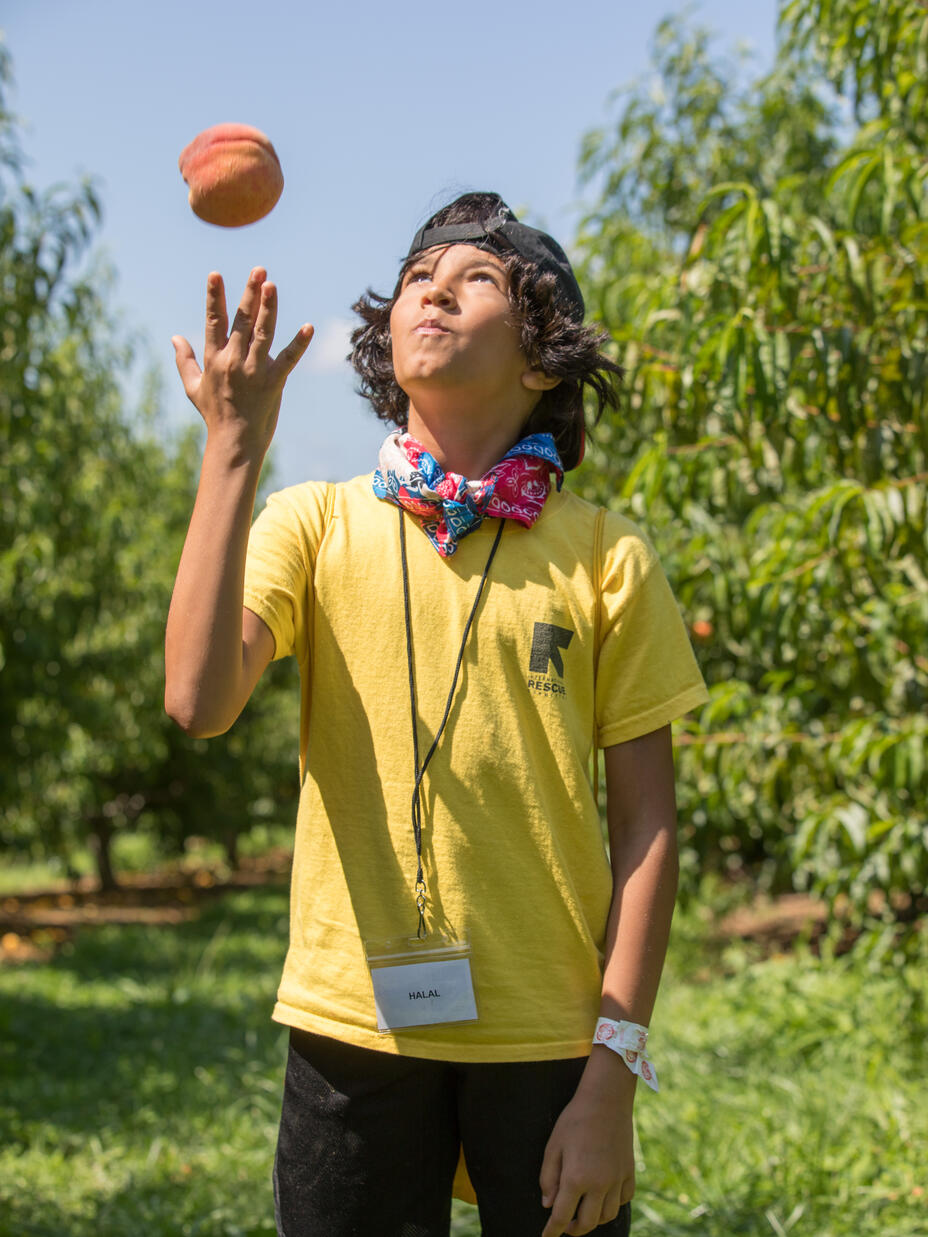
[781,0,928,146]
[0,50,299,886]
[575,3,928,937]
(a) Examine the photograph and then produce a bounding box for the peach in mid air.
[178,123,283,227]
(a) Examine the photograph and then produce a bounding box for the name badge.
[365,937,478,1032]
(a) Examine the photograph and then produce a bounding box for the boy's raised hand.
[171,267,313,459]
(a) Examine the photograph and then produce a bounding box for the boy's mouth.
[415,318,450,335]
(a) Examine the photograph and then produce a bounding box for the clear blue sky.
[3,0,778,487]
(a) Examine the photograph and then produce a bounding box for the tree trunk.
[89,814,118,891]
[223,828,239,870]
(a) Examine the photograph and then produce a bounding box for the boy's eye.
[406,268,431,284]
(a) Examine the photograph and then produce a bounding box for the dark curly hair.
[349,191,622,471]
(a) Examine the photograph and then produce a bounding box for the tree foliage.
[0,45,299,887]
[575,0,927,945]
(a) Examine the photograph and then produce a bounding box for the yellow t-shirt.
[243,474,708,1062]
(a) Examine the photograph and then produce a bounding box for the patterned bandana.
[372,431,564,557]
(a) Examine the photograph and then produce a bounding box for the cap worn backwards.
[406,205,585,322]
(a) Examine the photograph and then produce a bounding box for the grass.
[632,908,928,1236]
[0,881,925,1236]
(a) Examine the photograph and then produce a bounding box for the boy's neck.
[406,406,528,480]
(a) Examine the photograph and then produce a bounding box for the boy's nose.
[421,282,455,308]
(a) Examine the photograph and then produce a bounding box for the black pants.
[274,1029,632,1237]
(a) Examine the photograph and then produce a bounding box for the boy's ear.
[522,368,561,392]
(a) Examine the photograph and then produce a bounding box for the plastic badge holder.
[365,935,478,1032]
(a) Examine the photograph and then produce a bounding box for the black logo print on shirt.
[527,622,574,698]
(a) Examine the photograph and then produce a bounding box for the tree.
[0,43,299,887]
[574,0,927,946]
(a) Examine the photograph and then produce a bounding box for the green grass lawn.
[0,883,925,1236]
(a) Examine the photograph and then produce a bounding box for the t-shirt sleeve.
[595,512,709,748]
[242,483,330,664]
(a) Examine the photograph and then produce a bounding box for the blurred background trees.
[575,0,927,946]
[0,44,298,889]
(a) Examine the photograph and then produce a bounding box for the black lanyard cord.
[399,506,505,937]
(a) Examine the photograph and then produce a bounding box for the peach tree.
[574,0,927,947]
[0,44,298,887]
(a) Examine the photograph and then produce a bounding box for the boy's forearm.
[577,728,679,1099]
[164,433,264,736]
[600,814,678,1025]
[539,776,677,1235]
[576,820,678,1101]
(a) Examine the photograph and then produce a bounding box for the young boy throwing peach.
[166,192,707,1237]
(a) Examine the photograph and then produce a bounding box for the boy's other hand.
[539,1070,635,1237]
[171,268,313,460]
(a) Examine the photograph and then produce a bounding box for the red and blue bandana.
[372,431,564,557]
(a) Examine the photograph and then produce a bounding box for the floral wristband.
[593,1017,659,1092]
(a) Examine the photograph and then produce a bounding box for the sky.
[3,0,778,489]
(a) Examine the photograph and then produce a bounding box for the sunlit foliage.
[0,44,299,887]
[575,0,927,947]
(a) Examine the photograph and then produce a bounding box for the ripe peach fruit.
[178,123,283,227]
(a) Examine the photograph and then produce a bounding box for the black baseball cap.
[406,203,585,322]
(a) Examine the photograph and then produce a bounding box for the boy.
[166,192,708,1237]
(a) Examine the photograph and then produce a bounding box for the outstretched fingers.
[171,335,202,402]
[249,280,279,365]
[270,323,314,387]
[203,272,229,358]
[175,267,311,440]
[228,267,267,357]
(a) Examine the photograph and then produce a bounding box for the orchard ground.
[1,848,925,1237]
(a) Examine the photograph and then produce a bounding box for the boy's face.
[390,244,541,415]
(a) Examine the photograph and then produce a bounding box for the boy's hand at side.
[172,267,313,462]
[540,727,678,1235]
[539,1050,635,1236]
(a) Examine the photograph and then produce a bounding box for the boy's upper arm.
[242,605,276,697]
[603,726,676,834]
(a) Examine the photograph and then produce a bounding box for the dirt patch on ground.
[8,860,918,966]
[713,889,926,958]
[0,850,292,963]
[716,893,828,947]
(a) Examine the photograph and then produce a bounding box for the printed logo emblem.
[527,622,574,699]
[529,622,574,676]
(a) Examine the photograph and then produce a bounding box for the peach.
[178,123,283,227]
